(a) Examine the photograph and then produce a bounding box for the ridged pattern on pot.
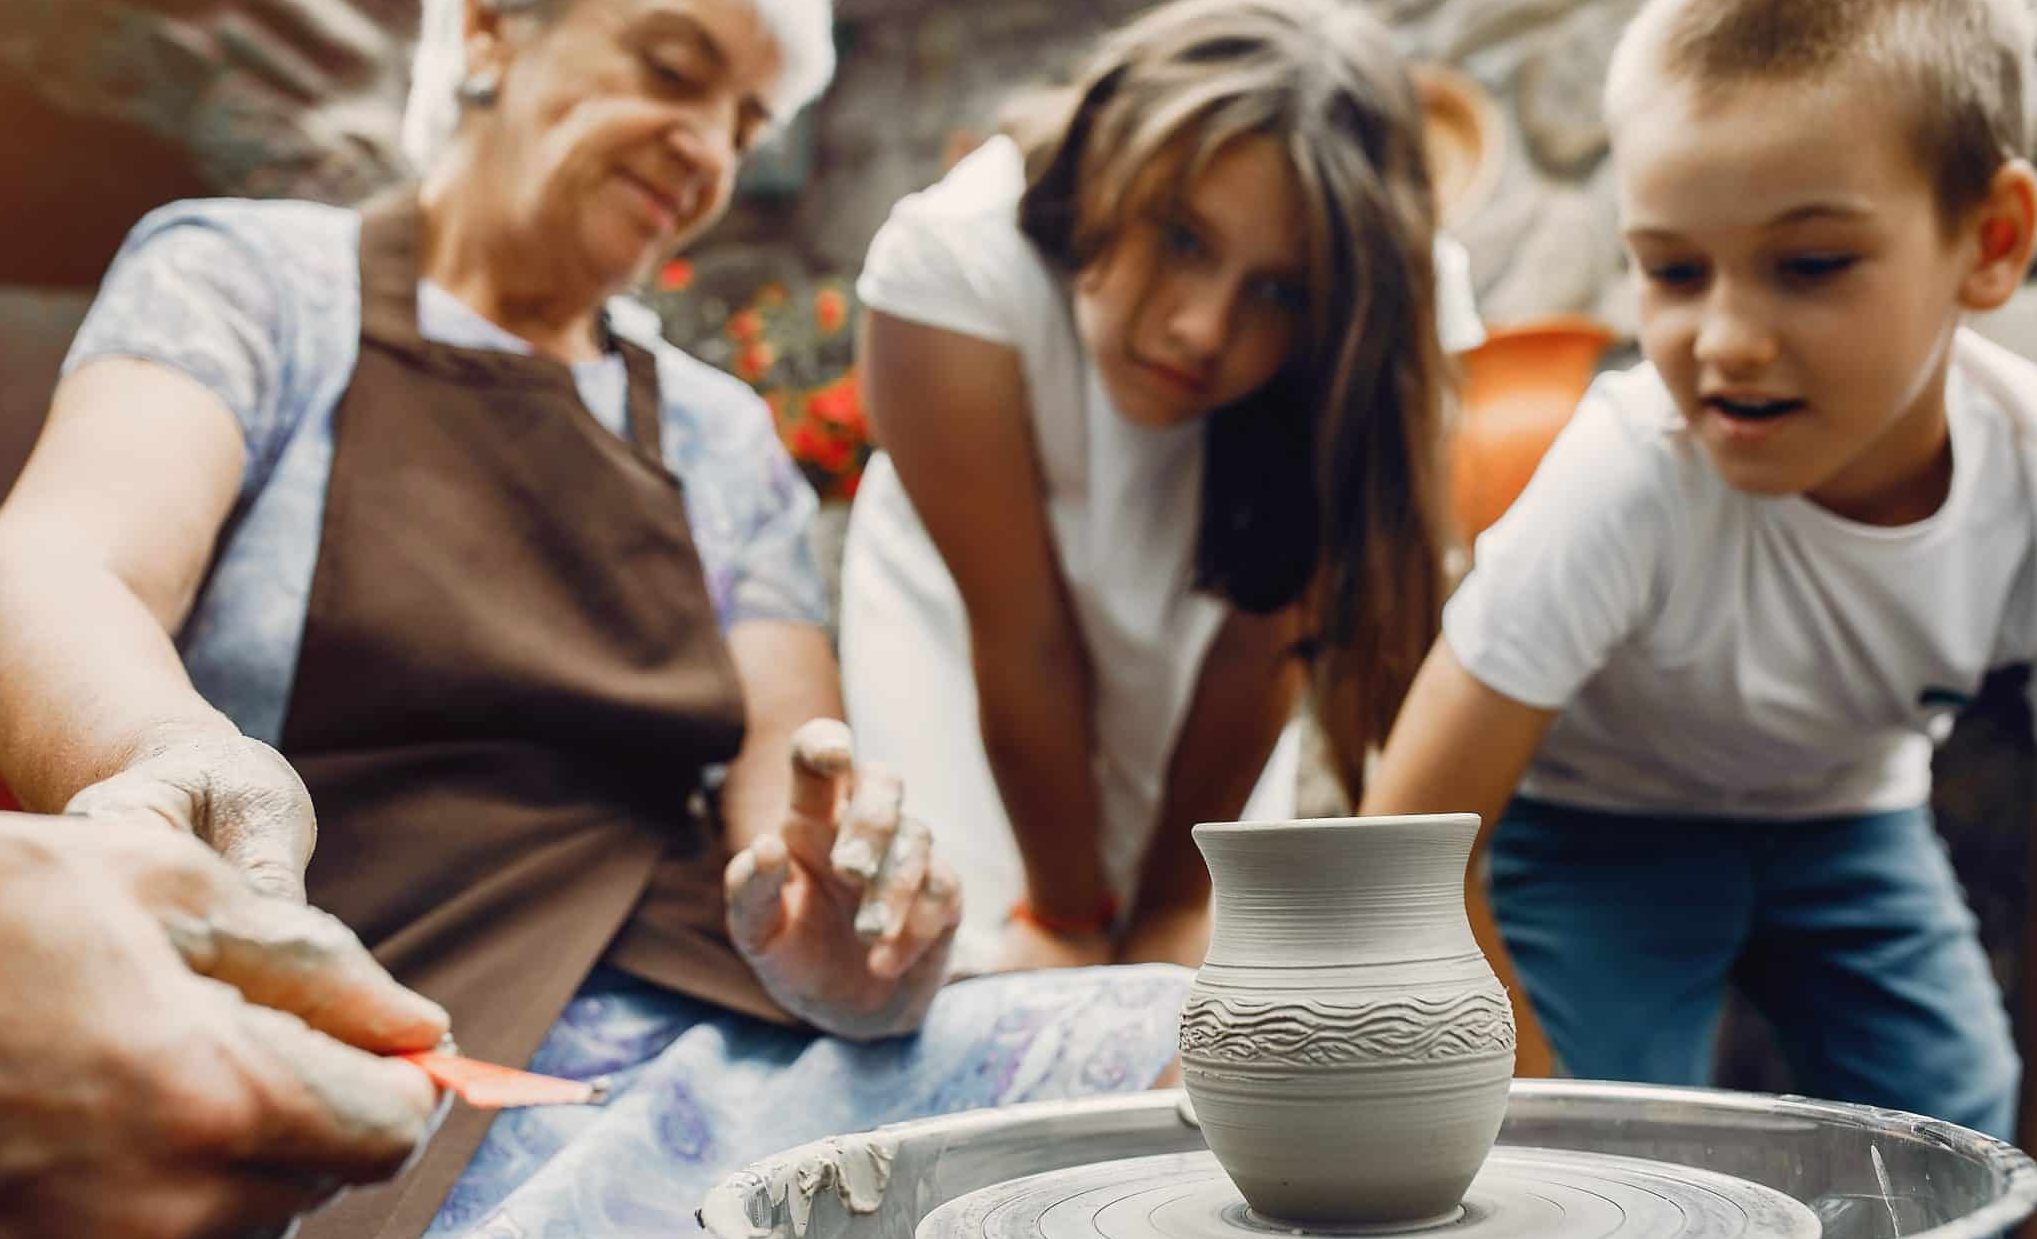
[1178,986,1515,1067]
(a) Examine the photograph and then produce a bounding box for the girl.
[841,0,1482,971]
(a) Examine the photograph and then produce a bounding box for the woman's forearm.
[0,361,249,810]
[0,545,235,810]
[718,620,845,851]
[972,624,1110,926]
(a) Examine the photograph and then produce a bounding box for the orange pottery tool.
[400,1051,611,1109]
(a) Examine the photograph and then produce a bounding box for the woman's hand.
[0,810,446,1237]
[724,720,962,1041]
[65,726,318,902]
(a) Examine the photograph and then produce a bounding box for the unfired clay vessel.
[1179,815,1515,1230]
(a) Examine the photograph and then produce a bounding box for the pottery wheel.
[917,1149,1820,1239]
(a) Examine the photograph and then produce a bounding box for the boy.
[1363,0,2037,1139]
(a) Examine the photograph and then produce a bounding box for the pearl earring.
[457,68,501,107]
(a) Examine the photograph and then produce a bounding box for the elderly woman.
[0,0,1189,1234]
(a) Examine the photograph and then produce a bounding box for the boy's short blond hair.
[1607,0,2034,220]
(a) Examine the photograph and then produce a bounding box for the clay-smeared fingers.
[856,815,931,944]
[868,858,962,979]
[91,821,447,1054]
[189,897,449,1054]
[726,832,792,956]
[783,719,854,867]
[232,998,439,1181]
[63,766,193,835]
[831,766,903,894]
[788,719,854,818]
[199,739,318,904]
[66,736,317,903]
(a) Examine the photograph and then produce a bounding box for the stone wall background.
[1,0,2033,1111]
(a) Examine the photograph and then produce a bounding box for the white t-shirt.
[1444,330,2037,819]
[842,136,1480,948]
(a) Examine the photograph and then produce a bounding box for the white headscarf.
[399,0,837,173]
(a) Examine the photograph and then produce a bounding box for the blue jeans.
[1489,798,2019,1140]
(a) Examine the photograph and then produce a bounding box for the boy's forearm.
[1361,640,1561,1075]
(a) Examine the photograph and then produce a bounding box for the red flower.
[806,374,865,437]
[758,283,789,307]
[814,430,855,474]
[787,420,831,465]
[656,259,695,291]
[727,308,766,344]
[734,341,777,383]
[814,287,849,336]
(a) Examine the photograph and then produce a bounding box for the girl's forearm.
[972,630,1110,926]
[1124,609,1301,953]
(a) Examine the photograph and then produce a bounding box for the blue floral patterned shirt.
[63,198,825,745]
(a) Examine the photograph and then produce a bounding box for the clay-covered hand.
[724,719,962,1041]
[65,725,318,902]
[988,914,1114,974]
[0,810,448,1238]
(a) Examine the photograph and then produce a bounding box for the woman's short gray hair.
[400,0,836,172]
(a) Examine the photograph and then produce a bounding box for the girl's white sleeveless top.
[842,138,1483,963]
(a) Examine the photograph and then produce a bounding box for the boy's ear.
[1960,158,2037,312]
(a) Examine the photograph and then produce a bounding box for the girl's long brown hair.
[1009,0,1451,801]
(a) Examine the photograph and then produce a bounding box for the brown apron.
[282,189,784,1239]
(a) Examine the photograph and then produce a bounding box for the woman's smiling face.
[470,0,784,287]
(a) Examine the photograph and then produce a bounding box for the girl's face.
[1073,135,1311,429]
[470,0,782,287]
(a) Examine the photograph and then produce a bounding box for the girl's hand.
[1115,903,1210,968]
[988,915,1113,974]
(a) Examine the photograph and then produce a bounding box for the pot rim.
[1194,813,1480,836]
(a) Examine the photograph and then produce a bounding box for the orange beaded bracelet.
[1009,892,1120,937]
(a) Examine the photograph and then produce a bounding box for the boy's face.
[1615,71,1976,522]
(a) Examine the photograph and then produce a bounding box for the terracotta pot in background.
[1179,815,1515,1229]
[1450,315,1615,542]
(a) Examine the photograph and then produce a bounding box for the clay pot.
[1179,816,1515,1230]
[1449,316,1614,541]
